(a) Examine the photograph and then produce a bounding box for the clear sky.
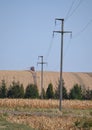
[0,0,92,72]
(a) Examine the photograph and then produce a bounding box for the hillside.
[0,70,92,92]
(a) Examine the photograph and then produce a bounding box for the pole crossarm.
[55,18,64,21]
[53,31,72,35]
[37,56,47,65]
[37,62,47,65]
[55,18,64,25]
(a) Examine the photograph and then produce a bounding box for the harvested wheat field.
[0,99,92,130]
[0,99,92,109]
[0,70,92,92]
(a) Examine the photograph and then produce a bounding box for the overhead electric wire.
[65,0,83,21]
[45,35,54,60]
[64,38,72,57]
[45,0,88,71]
[63,19,92,58]
[65,0,76,21]
[63,0,87,57]
[73,19,92,38]
[45,22,57,61]
[46,0,83,61]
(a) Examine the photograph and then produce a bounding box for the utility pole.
[53,18,72,111]
[37,56,47,99]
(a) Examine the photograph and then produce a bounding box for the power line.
[45,35,54,60]
[73,19,92,38]
[65,0,75,21]
[62,19,92,61]
[45,0,82,62]
[65,0,83,21]
[64,38,72,57]
[44,22,57,62]
[63,18,92,58]
[53,0,83,60]
[62,0,84,57]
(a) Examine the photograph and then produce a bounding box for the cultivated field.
[0,99,92,130]
[0,71,92,129]
[0,99,92,109]
[0,70,92,92]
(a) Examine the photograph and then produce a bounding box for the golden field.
[0,70,92,129]
[0,99,92,130]
[0,99,92,109]
[0,70,92,92]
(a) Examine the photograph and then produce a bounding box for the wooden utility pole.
[53,18,72,111]
[37,56,47,99]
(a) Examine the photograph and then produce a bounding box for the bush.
[55,79,68,99]
[84,88,92,100]
[69,84,82,100]
[42,88,46,99]
[46,83,54,99]
[25,84,39,98]
[0,80,7,98]
[7,81,24,98]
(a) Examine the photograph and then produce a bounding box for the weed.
[90,111,92,116]
[3,112,8,117]
[74,118,92,130]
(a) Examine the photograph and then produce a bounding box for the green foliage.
[74,120,81,128]
[19,84,25,98]
[7,81,24,98]
[62,85,68,99]
[69,84,82,100]
[0,78,92,100]
[46,83,54,99]
[42,88,46,99]
[55,79,68,99]
[74,118,92,129]
[0,115,34,130]
[84,88,92,100]
[90,111,92,116]
[25,84,39,98]
[0,80,7,98]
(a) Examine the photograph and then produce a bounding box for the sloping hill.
[0,70,92,92]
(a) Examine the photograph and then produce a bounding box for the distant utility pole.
[53,18,72,111]
[37,56,47,99]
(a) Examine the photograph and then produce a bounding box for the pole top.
[38,56,43,58]
[55,18,64,21]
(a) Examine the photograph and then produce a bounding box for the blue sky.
[0,0,92,72]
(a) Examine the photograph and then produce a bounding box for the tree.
[42,88,46,99]
[7,81,24,98]
[25,84,39,98]
[55,79,68,99]
[0,80,7,98]
[69,84,82,100]
[84,88,92,100]
[63,85,68,99]
[46,83,54,99]
[19,84,25,98]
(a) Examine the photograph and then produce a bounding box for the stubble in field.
[0,99,92,130]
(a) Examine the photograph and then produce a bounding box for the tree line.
[0,79,92,100]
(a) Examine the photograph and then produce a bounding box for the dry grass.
[8,115,77,130]
[0,99,92,130]
[0,99,92,109]
[0,70,92,129]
